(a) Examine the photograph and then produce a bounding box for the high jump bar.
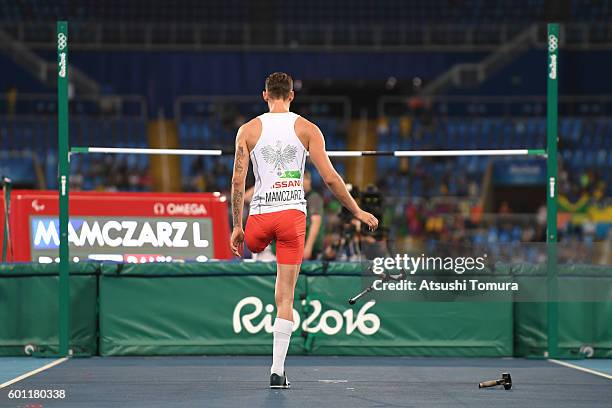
[70,146,547,157]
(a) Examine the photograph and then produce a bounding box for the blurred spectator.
[303,171,324,260]
[498,201,512,214]
[5,86,17,117]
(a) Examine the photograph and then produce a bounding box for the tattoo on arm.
[232,189,243,228]
[235,146,245,174]
[232,145,246,228]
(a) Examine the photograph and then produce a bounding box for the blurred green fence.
[0,262,610,357]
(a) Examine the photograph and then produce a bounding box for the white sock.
[271,317,293,375]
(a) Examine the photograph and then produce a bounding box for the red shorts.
[245,209,306,265]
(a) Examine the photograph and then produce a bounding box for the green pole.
[546,23,559,359]
[57,21,70,357]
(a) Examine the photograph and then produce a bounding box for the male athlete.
[230,72,378,389]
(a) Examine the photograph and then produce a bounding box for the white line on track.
[548,359,612,380]
[0,357,69,389]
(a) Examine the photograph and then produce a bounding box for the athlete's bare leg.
[275,263,300,321]
[270,263,300,379]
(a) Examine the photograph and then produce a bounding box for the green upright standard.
[57,21,71,357]
[546,22,559,359]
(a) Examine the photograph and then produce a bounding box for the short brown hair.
[265,72,293,100]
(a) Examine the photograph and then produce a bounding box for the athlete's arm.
[230,124,251,257]
[302,120,379,231]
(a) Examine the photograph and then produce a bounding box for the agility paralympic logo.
[233,296,380,336]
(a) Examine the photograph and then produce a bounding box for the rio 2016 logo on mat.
[233,296,380,336]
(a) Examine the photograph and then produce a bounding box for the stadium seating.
[3,0,608,27]
[0,117,148,190]
[1,114,608,247]
[377,116,611,197]
[1,115,609,195]
[1,0,550,24]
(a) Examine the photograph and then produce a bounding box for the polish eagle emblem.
[261,141,298,175]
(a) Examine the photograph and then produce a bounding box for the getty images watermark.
[370,254,519,293]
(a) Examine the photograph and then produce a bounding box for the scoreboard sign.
[5,190,231,263]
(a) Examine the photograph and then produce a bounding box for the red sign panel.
[2,190,231,262]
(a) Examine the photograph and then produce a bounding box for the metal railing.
[3,22,612,51]
[377,94,612,118]
[0,94,149,166]
[0,93,148,119]
[0,27,100,95]
[5,93,612,121]
[175,94,351,125]
[422,24,538,95]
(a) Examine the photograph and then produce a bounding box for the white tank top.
[249,112,307,215]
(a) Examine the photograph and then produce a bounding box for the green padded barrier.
[98,261,363,277]
[2,261,608,358]
[98,262,513,356]
[513,263,612,358]
[99,273,308,355]
[0,263,98,356]
[305,275,513,356]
